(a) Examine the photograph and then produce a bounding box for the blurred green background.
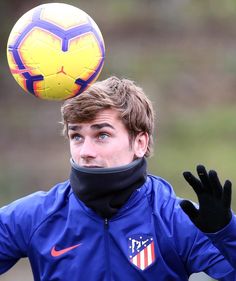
[1,0,236,280]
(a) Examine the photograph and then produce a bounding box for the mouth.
[82,165,103,168]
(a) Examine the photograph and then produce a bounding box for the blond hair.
[61,76,155,157]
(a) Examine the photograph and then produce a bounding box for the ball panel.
[67,33,103,78]
[20,28,62,77]
[7,10,34,48]
[75,58,105,96]
[35,73,80,100]
[7,49,29,93]
[15,76,28,94]
[40,3,89,30]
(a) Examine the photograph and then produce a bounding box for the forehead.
[68,109,124,130]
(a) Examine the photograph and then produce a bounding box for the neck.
[70,158,147,218]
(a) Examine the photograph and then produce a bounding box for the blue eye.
[98,133,109,140]
[70,134,82,141]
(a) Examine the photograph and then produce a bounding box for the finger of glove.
[183,171,203,195]
[222,180,232,209]
[197,165,212,194]
[208,170,223,199]
[180,200,199,222]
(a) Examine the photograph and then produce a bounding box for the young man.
[0,76,235,280]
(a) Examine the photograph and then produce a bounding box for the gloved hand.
[180,165,232,233]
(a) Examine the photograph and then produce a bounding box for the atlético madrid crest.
[128,234,155,270]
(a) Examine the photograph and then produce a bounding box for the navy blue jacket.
[0,175,236,280]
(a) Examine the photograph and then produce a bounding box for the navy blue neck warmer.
[70,158,147,219]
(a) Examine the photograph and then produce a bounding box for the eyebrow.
[68,123,115,131]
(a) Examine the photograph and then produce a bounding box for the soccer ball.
[6,3,105,100]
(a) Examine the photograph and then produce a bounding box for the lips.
[82,165,103,168]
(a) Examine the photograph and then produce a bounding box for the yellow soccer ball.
[6,3,105,100]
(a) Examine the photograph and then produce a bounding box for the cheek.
[69,143,78,159]
[112,142,134,160]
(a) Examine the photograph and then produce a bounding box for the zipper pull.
[104,218,109,228]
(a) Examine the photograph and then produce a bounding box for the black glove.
[180,165,232,233]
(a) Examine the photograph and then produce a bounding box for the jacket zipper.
[104,218,112,280]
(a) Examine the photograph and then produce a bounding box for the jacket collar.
[70,158,147,219]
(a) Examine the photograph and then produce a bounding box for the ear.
[133,132,149,158]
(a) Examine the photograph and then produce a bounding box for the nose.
[80,138,97,160]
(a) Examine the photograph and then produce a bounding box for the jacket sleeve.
[0,197,34,274]
[176,205,236,280]
[153,177,236,280]
[0,182,70,274]
[206,214,236,269]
